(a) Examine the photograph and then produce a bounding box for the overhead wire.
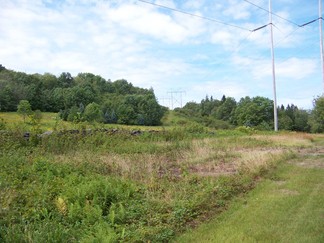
[137,0,322,89]
[250,25,320,77]
[194,31,255,82]
[242,0,300,26]
[274,27,300,48]
[138,0,252,32]
[138,0,320,31]
[244,0,322,28]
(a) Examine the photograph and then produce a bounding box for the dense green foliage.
[176,95,323,133]
[310,96,324,133]
[0,66,166,126]
[17,100,32,123]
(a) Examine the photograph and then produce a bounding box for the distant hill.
[0,65,167,126]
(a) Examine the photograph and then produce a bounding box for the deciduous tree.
[17,100,32,122]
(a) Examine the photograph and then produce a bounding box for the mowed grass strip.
[176,152,324,243]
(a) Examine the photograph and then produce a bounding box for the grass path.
[176,148,324,243]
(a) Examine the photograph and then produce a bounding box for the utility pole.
[319,0,324,94]
[269,0,278,131]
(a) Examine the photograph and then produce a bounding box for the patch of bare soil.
[291,146,324,168]
[188,148,286,177]
[294,159,324,169]
[297,146,324,156]
[278,189,300,196]
[274,180,286,186]
[189,162,237,177]
[158,165,182,179]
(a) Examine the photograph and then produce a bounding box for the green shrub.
[235,126,256,135]
[184,123,207,134]
[81,222,118,243]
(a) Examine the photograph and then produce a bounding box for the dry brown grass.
[237,149,287,174]
[277,189,300,196]
[253,133,315,147]
[50,133,320,182]
[292,157,324,169]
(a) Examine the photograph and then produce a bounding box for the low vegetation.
[176,143,324,242]
[1,111,322,242]
[1,67,323,241]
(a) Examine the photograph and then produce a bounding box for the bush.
[235,126,257,135]
[84,102,103,123]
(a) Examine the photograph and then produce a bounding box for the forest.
[0,65,166,126]
[175,92,324,133]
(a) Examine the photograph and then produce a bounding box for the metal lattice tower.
[167,90,186,109]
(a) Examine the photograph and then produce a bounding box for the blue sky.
[0,0,323,109]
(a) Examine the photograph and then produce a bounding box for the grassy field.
[0,112,323,242]
[176,144,324,242]
[0,112,64,131]
[0,112,166,132]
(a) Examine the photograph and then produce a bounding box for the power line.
[274,27,300,48]
[194,30,255,82]
[139,0,322,102]
[244,0,322,28]
[138,0,251,31]
[138,0,320,32]
[243,0,300,26]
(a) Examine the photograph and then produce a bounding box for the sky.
[1,0,323,109]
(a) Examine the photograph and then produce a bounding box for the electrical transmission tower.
[167,90,186,109]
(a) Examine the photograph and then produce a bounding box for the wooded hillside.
[0,65,166,126]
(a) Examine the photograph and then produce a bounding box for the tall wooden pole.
[319,0,324,94]
[269,0,278,131]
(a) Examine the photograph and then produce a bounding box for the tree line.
[175,94,324,133]
[1,64,323,131]
[0,65,166,125]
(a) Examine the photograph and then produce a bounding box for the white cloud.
[222,0,251,20]
[182,0,205,10]
[191,80,249,101]
[101,4,190,43]
[232,55,318,81]
[276,58,318,79]
[211,31,233,46]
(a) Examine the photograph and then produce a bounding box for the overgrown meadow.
[0,112,319,242]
